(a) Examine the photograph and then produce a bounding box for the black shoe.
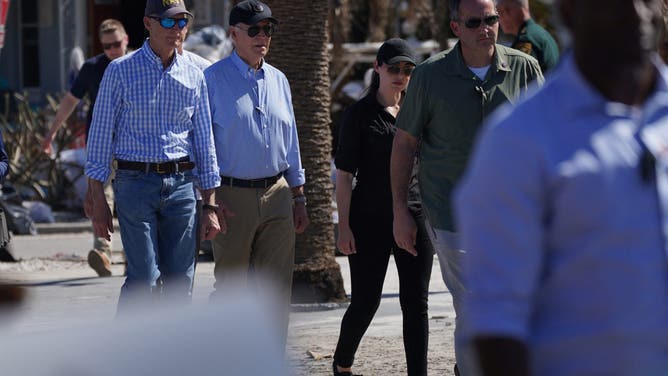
[454,364,461,376]
[333,361,361,376]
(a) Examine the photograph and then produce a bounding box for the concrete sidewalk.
[4,228,457,375]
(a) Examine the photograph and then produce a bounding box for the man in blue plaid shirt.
[84,0,221,311]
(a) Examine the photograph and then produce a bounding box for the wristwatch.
[202,203,219,212]
[293,195,307,206]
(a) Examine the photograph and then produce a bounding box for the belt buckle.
[155,163,166,174]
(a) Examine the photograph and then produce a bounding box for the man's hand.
[88,181,113,241]
[214,201,235,235]
[42,92,81,156]
[393,206,417,256]
[200,208,221,240]
[293,203,309,234]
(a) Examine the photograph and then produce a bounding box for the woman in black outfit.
[332,38,434,376]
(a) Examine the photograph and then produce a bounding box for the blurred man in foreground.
[456,0,668,374]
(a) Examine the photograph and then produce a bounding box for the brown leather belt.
[116,158,194,174]
[220,172,283,188]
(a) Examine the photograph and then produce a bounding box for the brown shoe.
[87,249,112,277]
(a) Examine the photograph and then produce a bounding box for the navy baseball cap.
[145,0,193,18]
[376,38,417,65]
[229,0,278,26]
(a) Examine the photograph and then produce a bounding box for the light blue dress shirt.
[85,40,220,190]
[456,53,668,375]
[204,51,305,187]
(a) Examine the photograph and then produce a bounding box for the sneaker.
[87,249,112,277]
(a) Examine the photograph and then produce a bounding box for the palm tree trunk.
[368,0,390,41]
[264,0,347,303]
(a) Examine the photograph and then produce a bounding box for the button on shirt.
[85,40,220,190]
[204,51,305,187]
[456,53,668,375]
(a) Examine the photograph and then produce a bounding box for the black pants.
[334,213,434,375]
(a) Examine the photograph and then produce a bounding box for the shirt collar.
[558,51,668,117]
[140,39,181,70]
[230,50,265,79]
[444,41,511,78]
[520,18,535,31]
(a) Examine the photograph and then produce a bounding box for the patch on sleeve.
[513,41,533,56]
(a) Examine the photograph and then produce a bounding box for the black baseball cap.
[145,0,193,18]
[229,0,278,26]
[376,38,417,65]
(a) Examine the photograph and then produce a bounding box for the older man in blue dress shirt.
[204,0,309,349]
[85,0,221,312]
[455,0,668,375]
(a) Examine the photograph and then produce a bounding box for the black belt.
[116,158,194,174]
[220,172,283,188]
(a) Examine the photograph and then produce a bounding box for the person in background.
[332,38,434,376]
[85,0,220,311]
[456,0,668,375]
[390,0,543,374]
[205,0,308,351]
[496,0,559,72]
[42,19,129,277]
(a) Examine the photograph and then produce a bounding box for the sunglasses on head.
[150,16,189,29]
[236,24,275,38]
[102,41,123,50]
[386,64,414,76]
[461,14,499,29]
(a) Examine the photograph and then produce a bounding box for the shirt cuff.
[84,162,110,183]
[198,172,221,191]
[284,168,305,188]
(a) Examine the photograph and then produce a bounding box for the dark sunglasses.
[386,64,414,76]
[236,24,275,38]
[102,41,123,50]
[150,16,189,29]
[462,15,499,29]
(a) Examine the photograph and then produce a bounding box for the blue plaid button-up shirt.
[85,40,220,190]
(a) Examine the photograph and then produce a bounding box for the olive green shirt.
[396,42,543,231]
[512,19,560,73]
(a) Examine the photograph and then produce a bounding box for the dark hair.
[361,61,382,97]
[368,66,381,95]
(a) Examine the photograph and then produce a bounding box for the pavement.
[1,217,457,375]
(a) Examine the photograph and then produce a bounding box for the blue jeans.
[113,169,197,312]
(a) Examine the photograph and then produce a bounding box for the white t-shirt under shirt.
[468,65,490,80]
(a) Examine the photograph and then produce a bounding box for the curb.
[35,219,120,235]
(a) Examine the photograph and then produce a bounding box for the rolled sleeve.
[85,63,120,183]
[455,118,547,341]
[395,66,429,138]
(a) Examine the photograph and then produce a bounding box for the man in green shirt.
[390,0,543,374]
[497,0,560,72]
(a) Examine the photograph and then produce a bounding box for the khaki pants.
[212,177,295,347]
